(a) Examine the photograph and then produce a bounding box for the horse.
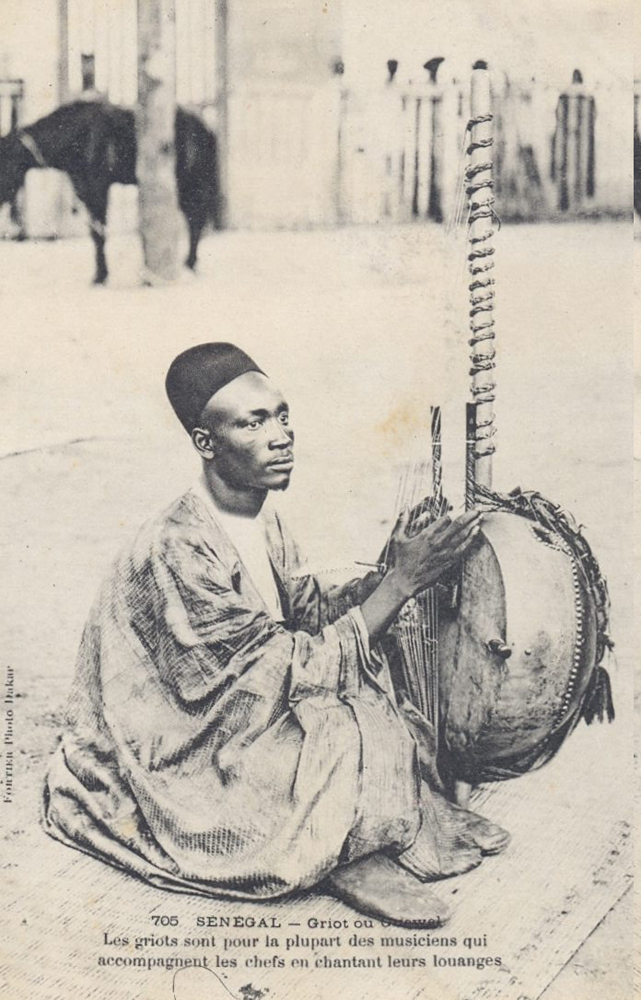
[0,99,221,284]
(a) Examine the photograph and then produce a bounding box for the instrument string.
[391,408,444,730]
[391,86,502,738]
[390,110,477,727]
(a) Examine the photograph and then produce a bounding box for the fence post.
[380,60,401,220]
[58,0,69,103]
[634,84,640,216]
[425,57,445,222]
[213,0,229,229]
[55,0,71,237]
[335,72,348,225]
[552,70,596,214]
[137,0,179,282]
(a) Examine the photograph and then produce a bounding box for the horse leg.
[89,198,110,285]
[185,210,205,272]
[87,218,108,285]
[72,176,110,284]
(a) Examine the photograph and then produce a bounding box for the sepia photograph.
[2,1,635,998]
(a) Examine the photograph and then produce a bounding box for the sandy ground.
[1,219,634,999]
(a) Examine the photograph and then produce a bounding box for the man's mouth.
[266,456,294,471]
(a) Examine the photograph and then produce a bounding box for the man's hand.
[386,508,482,599]
[360,509,482,643]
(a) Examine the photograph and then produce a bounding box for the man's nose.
[268,420,293,448]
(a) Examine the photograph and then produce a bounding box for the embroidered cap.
[166,342,264,433]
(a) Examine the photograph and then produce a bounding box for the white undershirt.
[195,478,284,621]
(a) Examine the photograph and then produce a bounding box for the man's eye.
[247,420,263,430]
[278,412,290,425]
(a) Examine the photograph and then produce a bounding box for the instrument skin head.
[438,510,598,784]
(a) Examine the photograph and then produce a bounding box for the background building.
[0,0,632,239]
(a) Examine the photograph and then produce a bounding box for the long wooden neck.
[465,63,497,505]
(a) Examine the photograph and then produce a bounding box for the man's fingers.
[437,524,482,570]
[393,507,410,537]
[427,514,453,536]
[435,506,479,528]
[450,525,482,556]
[408,507,441,535]
[447,511,482,538]
[406,507,480,541]
[453,509,482,529]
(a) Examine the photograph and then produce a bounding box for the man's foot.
[395,787,510,881]
[324,854,451,928]
[429,792,511,858]
[463,808,510,856]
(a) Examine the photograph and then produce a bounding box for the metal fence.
[337,73,627,228]
[207,71,630,229]
[63,0,218,112]
[5,14,630,239]
[634,82,640,217]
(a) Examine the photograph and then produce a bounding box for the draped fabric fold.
[42,487,503,899]
[43,489,420,896]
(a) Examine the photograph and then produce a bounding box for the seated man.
[43,342,508,927]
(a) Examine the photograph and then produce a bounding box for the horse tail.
[175,107,223,231]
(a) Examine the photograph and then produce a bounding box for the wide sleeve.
[134,525,375,709]
[269,513,383,634]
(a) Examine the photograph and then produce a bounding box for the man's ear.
[191,426,215,461]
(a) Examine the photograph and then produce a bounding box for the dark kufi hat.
[166,342,264,433]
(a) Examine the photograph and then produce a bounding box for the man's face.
[200,372,294,491]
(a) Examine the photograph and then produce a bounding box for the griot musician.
[43,342,522,929]
[41,72,615,929]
